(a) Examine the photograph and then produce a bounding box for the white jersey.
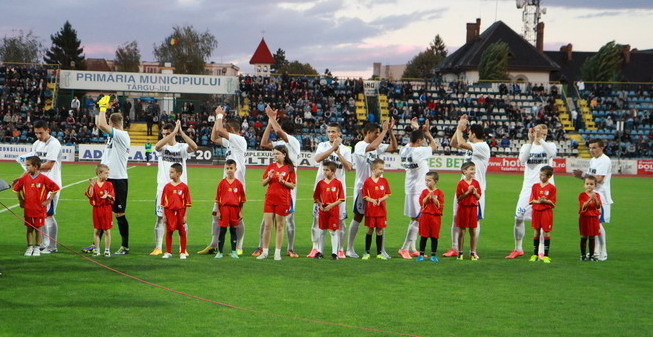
[353,141,389,195]
[101,128,130,179]
[587,154,613,205]
[222,133,247,188]
[518,141,557,190]
[400,145,432,194]
[31,135,63,186]
[313,141,352,185]
[461,141,490,190]
[156,142,190,188]
[272,135,301,167]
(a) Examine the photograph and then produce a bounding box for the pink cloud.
[82,43,117,58]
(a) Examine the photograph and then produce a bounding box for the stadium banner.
[245,151,318,168]
[426,156,468,171]
[59,70,238,95]
[487,157,566,173]
[566,158,637,175]
[637,160,653,175]
[0,143,75,162]
[78,144,215,163]
[363,80,380,96]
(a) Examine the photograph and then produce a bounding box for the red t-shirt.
[161,182,191,211]
[419,188,444,215]
[12,173,60,217]
[362,176,391,217]
[215,178,246,207]
[530,183,557,211]
[456,179,482,206]
[313,178,345,213]
[579,192,602,216]
[263,163,296,205]
[85,181,115,207]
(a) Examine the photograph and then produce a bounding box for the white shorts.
[155,188,164,217]
[600,204,611,223]
[514,187,532,221]
[404,193,420,218]
[451,192,485,220]
[46,192,59,216]
[353,192,365,215]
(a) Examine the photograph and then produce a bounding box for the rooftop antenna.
[516,0,546,45]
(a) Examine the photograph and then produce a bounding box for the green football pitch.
[0,162,651,337]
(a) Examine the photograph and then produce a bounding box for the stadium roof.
[85,58,112,72]
[436,21,560,73]
[249,38,275,65]
[546,49,653,83]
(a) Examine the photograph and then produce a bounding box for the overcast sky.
[2,0,652,77]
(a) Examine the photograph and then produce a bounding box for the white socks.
[401,220,419,251]
[154,217,164,250]
[514,219,525,251]
[286,214,296,252]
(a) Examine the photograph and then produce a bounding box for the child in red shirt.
[258,145,296,261]
[455,161,482,260]
[12,156,60,257]
[579,176,602,261]
[528,166,557,263]
[313,161,345,260]
[85,164,115,257]
[416,171,444,262]
[213,159,246,259]
[161,163,192,259]
[361,159,391,260]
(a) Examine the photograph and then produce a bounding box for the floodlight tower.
[516,0,546,45]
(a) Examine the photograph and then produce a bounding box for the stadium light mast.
[516,0,546,45]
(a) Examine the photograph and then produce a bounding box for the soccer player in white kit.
[149,120,197,255]
[252,105,302,257]
[96,96,132,255]
[506,124,557,259]
[442,115,490,258]
[347,120,397,258]
[398,118,437,259]
[308,123,353,259]
[573,138,612,261]
[198,106,248,255]
[31,120,63,254]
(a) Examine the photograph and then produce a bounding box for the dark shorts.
[108,179,128,213]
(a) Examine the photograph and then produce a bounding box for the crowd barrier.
[0,143,648,175]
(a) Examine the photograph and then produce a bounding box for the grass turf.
[0,162,651,337]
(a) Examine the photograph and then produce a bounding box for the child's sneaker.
[92,249,100,257]
[529,255,539,262]
[331,253,338,260]
[24,246,34,256]
[457,253,464,260]
[251,247,263,257]
[398,249,411,259]
[274,253,282,261]
[376,254,389,261]
[337,250,346,259]
[197,246,216,255]
[589,256,599,262]
[429,256,439,263]
[580,255,589,261]
[149,248,162,256]
[104,250,111,258]
[470,252,479,261]
[541,256,551,264]
[162,253,172,259]
[236,249,243,256]
[379,251,392,260]
[256,252,268,260]
[361,253,370,260]
[180,253,188,260]
[443,248,458,257]
[115,246,129,255]
[230,251,239,259]
[214,252,224,259]
[39,247,51,254]
[415,255,425,262]
[346,250,359,259]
